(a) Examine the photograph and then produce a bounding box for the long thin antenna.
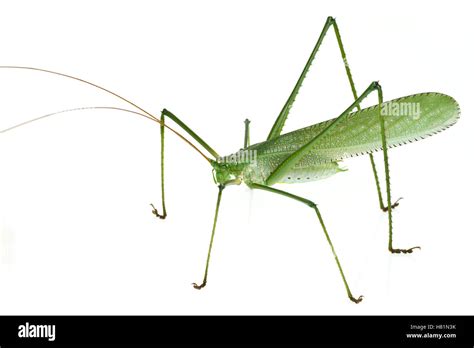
[1,106,211,161]
[0,66,213,161]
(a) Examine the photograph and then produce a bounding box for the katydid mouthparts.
[0,16,460,304]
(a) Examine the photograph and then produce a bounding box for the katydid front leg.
[193,185,225,289]
[151,108,220,219]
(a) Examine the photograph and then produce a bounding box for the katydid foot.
[150,203,166,219]
[349,295,364,304]
[382,197,403,212]
[389,246,421,254]
[192,281,207,290]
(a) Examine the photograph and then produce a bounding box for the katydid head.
[211,159,244,186]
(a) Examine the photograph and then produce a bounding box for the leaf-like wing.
[251,93,460,163]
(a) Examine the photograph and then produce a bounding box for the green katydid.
[0,17,460,303]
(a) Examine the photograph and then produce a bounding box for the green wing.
[250,93,460,164]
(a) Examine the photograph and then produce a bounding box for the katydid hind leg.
[374,84,420,254]
[369,153,403,212]
[335,20,403,212]
[193,185,225,289]
[265,80,420,255]
[335,20,407,221]
[333,19,405,214]
[267,16,337,140]
[249,183,363,304]
[266,81,384,186]
[333,18,402,213]
[263,14,406,214]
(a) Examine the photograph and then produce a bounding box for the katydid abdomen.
[243,159,344,185]
[242,93,459,185]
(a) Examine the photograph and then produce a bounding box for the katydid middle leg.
[249,183,363,304]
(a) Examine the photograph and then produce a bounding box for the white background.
[0,0,472,315]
